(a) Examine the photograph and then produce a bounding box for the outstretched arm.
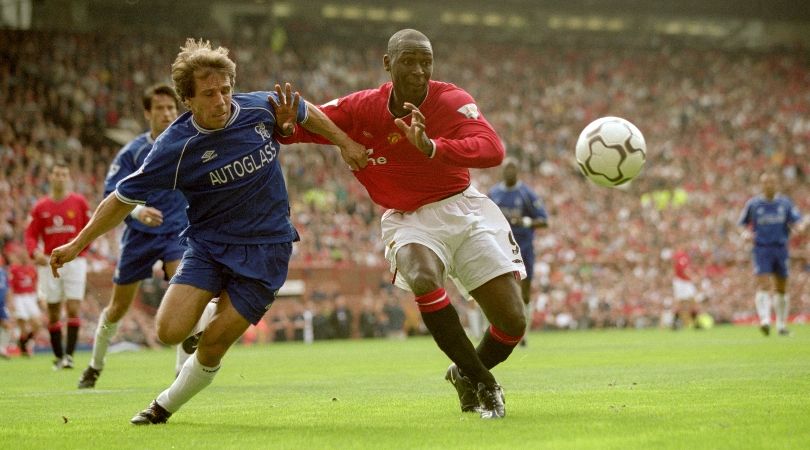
[50,192,135,277]
[301,103,367,171]
[269,83,367,171]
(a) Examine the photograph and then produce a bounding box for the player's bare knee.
[500,314,526,337]
[407,274,442,297]
[490,304,526,336]
[156,323,187,345]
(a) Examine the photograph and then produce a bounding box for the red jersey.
[8,263,37,294]
[283,81,505,211]
[24,192,90,256]
[673,249,691,281]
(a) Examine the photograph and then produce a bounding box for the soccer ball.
[575,116,646,187]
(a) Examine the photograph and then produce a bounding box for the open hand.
[394,102,433,157]
[268,83,300,136]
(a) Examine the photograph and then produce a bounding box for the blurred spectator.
[330,295,353,339]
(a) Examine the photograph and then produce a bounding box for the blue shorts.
[519,242,535,281]
[171,237,292,325]
[115,227,187,285]
[753,245,789,278]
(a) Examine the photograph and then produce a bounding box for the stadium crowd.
[1,27,808,350]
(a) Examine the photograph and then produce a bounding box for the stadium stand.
[1,5,808,348]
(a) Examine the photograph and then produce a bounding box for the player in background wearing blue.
[739,172,807,336]
[488,157,548,346]
[0,254,12,359]
[78,83,216,389]
[50,38,367,425]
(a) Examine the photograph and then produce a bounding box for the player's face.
[503,163,518,186]
[760,174,777,198]
[145,94,179,137]
[386,39,433,106]
[49,166,70,193]
[185,71,233,130]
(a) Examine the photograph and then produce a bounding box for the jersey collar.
[386,82,430,119]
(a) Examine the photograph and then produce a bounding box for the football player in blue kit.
[739,172,807,336]
[50,38,367,424]
[488,157,548,344]
[78,83,216,389]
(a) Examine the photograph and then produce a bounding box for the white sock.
[774,293,789,331]
[90,310,119,370]
[157,354,219,413]
[754,291,771,326]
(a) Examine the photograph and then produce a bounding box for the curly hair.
[171,38,236,102]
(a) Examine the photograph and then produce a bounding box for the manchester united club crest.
[387,133,401,144]
[66,210,75,219]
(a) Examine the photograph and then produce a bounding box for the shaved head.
[387,29,431,55]
[384,28,434,115]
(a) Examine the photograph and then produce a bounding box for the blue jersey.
[115,92,307,244]
[488,181,548,248]
[738,194,801,247]
[105,132,188,235]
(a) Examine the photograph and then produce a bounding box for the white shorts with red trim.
[381,185,526,294]
[13,292,41,320]
[37,257,87,303]
[672,278,697,301]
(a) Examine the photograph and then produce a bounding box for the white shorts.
[381,185,526,293]
[37,257,87,304]
[673,278,697,301]
[13,293,41,320]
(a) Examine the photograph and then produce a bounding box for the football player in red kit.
[25,161,90,369]
[278,29,525,419]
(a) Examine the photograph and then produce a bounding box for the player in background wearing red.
[279,29,525,419]
[672,248,699,329]
[6,245,41,356]
[24,161,91,369]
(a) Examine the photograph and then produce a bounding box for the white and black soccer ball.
[575,116,646,187]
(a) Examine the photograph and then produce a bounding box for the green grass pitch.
[1,325,808,449]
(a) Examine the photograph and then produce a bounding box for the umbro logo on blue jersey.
[201,150,218,163]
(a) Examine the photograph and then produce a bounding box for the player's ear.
[383,54,391,72]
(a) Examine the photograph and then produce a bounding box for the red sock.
[414,288,451,313]
[488,324,523,346]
